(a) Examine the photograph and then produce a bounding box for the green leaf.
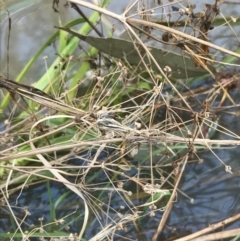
[143,189,171,212]
[0,19,85,114]
[56,27,216,79]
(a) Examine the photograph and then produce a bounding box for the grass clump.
[1,0,240,240]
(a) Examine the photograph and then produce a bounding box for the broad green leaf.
[57,27,216,79]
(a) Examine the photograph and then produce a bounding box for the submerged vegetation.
[0,0,240,240]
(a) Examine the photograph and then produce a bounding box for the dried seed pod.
[162,32,172,42]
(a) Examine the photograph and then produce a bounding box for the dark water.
[1,109,240,241]
[164,150,240,239]
[0,181,85,240]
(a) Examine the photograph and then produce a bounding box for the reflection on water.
[162,93,240,240]
[166,149,240,239]
[0,0,79,81]
[0,181,84,236]
[1,111,240,240]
